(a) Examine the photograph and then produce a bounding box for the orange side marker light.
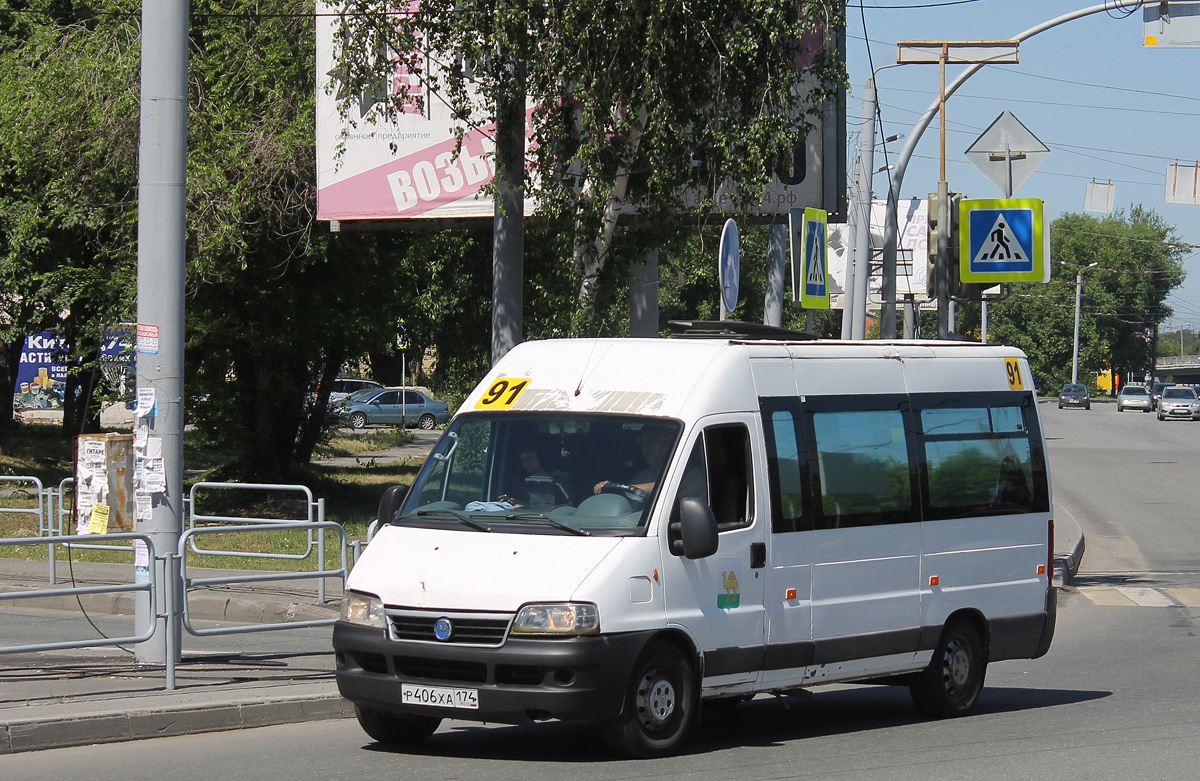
[929,575,940,587]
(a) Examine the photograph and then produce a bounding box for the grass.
[1,419,425,572]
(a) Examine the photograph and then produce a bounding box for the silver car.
[1116,384,1153,413]
[1156,386,1200,421]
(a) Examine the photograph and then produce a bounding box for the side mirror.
[376,484,409,525]
[669,497,719,559]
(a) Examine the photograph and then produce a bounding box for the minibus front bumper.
[333,622,653,725]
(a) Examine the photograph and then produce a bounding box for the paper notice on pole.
[136,387,156,418]
[136,491,153,521]
[134,424,148,450]
[144,436,163,460]
[134,539,150,568]
[143,458,167,493]
[88,503,110,534]
[82,439,106,465]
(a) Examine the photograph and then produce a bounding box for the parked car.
[324,377,383,404]
[1058,383,1090,410]
[1157,385,1200,421]
[336,387,450,430]
[1116,384,1153,413]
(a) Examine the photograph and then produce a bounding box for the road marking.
[1074,586,1200,607]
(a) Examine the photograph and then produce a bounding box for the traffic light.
[926,192,984,300]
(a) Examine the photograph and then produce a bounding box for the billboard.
[315,3,845,224]
[826,198,930,308]
[12,332,134,411]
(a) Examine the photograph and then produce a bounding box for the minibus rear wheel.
[353,705,442,746]
[909,618,986,718]
[602,641,697,758]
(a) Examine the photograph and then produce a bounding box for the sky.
[844,0,1200,332]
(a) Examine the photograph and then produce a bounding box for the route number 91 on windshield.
[474,377,531,410]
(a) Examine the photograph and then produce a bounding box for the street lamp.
[1071,262,1099,385]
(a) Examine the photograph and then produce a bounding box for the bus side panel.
[920,514,1052,659]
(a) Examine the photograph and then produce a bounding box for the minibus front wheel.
[353,705,442,747]
[909,617,986,718]
[602,641,698,758]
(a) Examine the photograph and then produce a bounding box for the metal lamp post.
[1071,262,1099,385]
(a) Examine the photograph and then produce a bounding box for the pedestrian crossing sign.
[791,207,829,309]
[959,198,1046,283]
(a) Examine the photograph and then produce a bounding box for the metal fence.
[0,477,349,690]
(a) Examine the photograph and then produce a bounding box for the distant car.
[1156,386,1200,421]
[1116,384,1153,413]
[1151,382,1170,410]
[336,387,450,430]
[324,378,383,404]
[1058,383,1090,410]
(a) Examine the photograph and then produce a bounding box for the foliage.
[332,0,847,323]
[0,1,141,447]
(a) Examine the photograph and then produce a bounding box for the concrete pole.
[1072,272,1082,384]
[765,225,786,327]
[135,0,188,665]
[981,300,989,344]
[630,249,660,337]
[850,81,876,340]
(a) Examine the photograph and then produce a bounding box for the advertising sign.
[315,3,842,223]
[12,333,134,411]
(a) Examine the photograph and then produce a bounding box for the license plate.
[401,683,479,710]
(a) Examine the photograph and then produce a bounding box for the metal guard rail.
[184,482,323,561]
[177,522,346,637]
[0,532,158,655]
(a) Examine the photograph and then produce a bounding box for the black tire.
[417,413,437,430]
[602,642,697,758]
[909,618,986,718]
[349,411,368,429]
[353,706,441,746]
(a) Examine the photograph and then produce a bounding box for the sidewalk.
[0,558,349,754]
[0,506,1085,756]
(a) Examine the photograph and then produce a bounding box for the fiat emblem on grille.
[433,618,452,641]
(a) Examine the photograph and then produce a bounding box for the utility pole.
[896,41,1019,340]
[882,6,1120,338]
[135,0,188,666]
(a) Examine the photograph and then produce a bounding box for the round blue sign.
[719,218,740,313]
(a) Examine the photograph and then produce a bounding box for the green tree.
[332,0,846,327]
[0,2,141,450]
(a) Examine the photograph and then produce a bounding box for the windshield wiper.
[501,512,591,536]
[411,509,492,532]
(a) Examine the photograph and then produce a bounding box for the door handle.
[750,542,766,569]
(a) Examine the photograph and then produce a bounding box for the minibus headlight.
[511,603,600,635]
[341,591,386,629]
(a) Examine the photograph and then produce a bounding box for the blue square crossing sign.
[959,198,1046,283]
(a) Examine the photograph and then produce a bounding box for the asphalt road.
[4,401,1199,779]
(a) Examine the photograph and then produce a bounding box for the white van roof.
[465,335,1030,422]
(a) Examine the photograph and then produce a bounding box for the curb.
[0,687,352,754]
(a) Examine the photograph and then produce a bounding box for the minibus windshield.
[397,412,683,535]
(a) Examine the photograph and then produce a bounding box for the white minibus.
[334,325,1056,757]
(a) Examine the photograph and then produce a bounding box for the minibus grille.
[386,608,512,645]
[393,655,487,683]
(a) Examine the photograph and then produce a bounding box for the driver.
[593,425,671,497]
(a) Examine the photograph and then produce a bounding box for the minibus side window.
[763,407,811,533]
[915,393,1050,519]
[675,424,754,532]
[810,409,915,528]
